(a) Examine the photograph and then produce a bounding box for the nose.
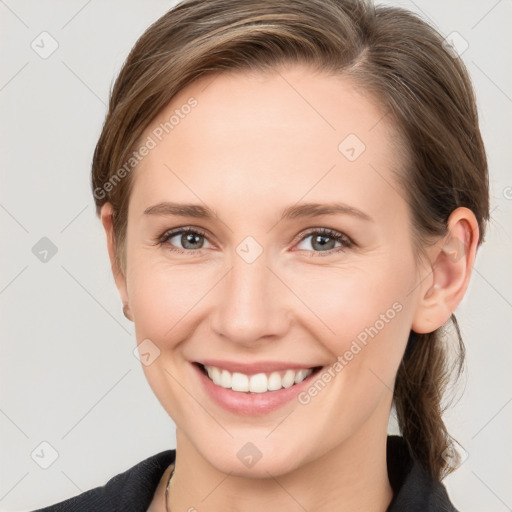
[209,249,290,348]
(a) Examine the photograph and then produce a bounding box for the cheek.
[127,256,210,343]
[284,260,417,431]
[126,258,209,423]
[286,262,415,441]
[283,257,415,355]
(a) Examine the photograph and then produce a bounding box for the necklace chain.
[164,463,175,512]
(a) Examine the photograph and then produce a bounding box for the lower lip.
[192,363,322,416]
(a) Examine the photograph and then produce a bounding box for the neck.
[167,426,393,512]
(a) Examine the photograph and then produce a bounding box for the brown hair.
[91,0,489,480]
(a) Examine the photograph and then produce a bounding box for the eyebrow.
[143,201,373,222]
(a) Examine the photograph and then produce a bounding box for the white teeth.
[294,369,310,384]
[203,365,314,393]
[249,373,267,393]
[210,366,221,385]
[220,369,232,388]
[231,372,249,392]
[281,369,296,388]
[267,371,282,391]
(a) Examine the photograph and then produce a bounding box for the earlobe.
[122,303,133,321]
[100,203,131,317]
[412,207,479,334]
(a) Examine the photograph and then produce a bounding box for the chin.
[194,435,308,479]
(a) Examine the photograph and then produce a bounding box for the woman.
[34,0,489,510]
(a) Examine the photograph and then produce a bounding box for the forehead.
[130,65,406,219]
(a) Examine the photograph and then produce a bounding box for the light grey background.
[1,1,511,511]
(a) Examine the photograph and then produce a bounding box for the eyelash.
[156,226,354,257]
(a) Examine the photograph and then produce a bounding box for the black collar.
[386,435,458,511]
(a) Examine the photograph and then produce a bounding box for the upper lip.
[195,359,321,375]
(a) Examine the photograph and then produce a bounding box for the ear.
[100,203,132,321]
[412,207,480,334]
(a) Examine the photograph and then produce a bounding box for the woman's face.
[112,65,431,476]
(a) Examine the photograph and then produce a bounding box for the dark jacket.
[33,436,457,511]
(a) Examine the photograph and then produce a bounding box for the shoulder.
[31,450,176,512]
[386,436,458,512]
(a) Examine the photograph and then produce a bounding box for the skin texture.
[101,65,479,512]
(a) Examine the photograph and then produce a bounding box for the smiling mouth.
[195,363,322,393]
